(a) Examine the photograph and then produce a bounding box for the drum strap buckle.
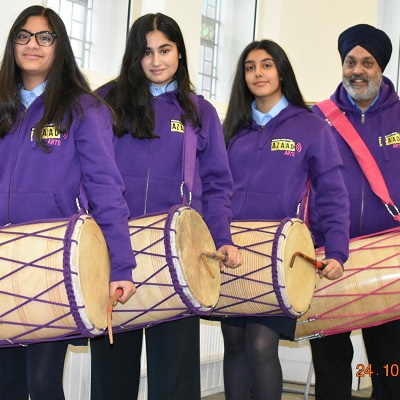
[76,197,89,214]
[384,203,400,222]
[180,182,192,206]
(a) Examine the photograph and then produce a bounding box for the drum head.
[278,219,316,315]
[76,217,110,330]
[174,207,221,308]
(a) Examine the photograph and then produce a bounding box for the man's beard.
[342,73,382,102]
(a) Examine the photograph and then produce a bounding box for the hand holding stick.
[107,288,123,344]
[290,251,327,271]
[200,251,228,278]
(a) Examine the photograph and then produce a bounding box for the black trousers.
[91,316,201,400]
[310,319,400,400]
[0,338,85,400]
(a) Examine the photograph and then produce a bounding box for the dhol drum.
[295,227,400,341]
[0,214,110,347]
[210,218,317,319]
[110,205,221,332]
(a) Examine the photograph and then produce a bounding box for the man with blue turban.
[309,24,400,400]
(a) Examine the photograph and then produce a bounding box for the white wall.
[256,0,379,102]
[378,0,400,89]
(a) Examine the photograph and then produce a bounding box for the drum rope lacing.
[212,222,280,316]
[297,232,400,338]
[0,217,97,347]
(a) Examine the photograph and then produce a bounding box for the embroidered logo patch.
[171,119,184,133]
[30,124,68,146]
[379,132,400,148]
[271,138,301,156]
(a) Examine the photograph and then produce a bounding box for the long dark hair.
[0,5,93,150]
[102,12,200,139]
[223,39,309,145]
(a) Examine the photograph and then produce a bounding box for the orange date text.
[356,363,400,377]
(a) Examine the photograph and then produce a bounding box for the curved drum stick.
[107,288,124,344]
[290,251,327,271]
[200,251,228,278]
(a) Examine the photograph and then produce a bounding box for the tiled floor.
[203,382,373,399]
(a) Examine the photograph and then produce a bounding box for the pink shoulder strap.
[316,99,400,222]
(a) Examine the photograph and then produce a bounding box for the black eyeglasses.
[15,29,57,47]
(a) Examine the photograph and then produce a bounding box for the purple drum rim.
[63,213,98,338]
[271,218,298,318]
[164,204,212,316]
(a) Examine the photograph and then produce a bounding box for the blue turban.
[338,24,392,72]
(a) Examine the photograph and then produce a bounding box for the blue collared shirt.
[251,95,289,126]
[20,81,46,109]
[347,89,380,114]
[150,80,178,96]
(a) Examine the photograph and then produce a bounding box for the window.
[47,0,131,79]
[198,0,220,99]
[47,0,92,69]
[198,0,257,102]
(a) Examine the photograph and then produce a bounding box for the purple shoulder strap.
[181,94,200,205]
[76,182,89,213]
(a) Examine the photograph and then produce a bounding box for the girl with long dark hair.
[0,6,135,399]
[221,39,350,400]
[90,13,241,400]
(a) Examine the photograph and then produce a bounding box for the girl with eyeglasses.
[89,12,242,400]
[0,6,136,399]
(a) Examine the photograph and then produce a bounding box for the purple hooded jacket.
[312,76,400,239]
[0,93,136,282]
[227,103,350,265]
[99,85,235,249]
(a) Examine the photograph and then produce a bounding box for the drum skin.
[295,227,400,341]
[0,215,110,347]
[110,205,221,332]
[211,218,317,319]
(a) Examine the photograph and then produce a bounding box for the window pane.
[203,75,211,90]
[47,0,130,79]
[198,0,256,101]
[60,2,73,22]
[204,61,212,76]
[71,21,84,38]
[204,47,213,62]
[71,38,82,58]
[72,3,85,22]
